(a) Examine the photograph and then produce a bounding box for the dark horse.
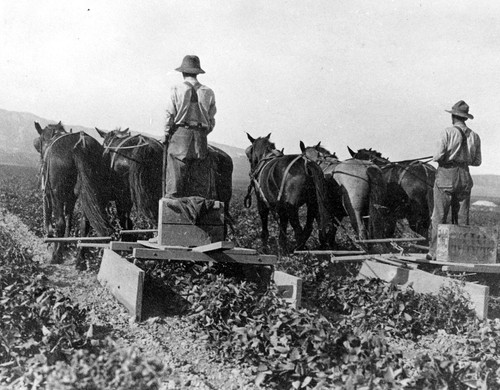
[301,142,389,245]
[245,133,331,252]
[34,122,113,265]
[96,128,163,228]
[348,147,436,239]
[96,128,234,230]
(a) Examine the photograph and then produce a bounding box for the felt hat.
[445,100,474,119]
[175,55,205,74]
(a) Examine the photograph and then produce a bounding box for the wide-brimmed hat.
[445,100,474,119]
[175,55,205,74]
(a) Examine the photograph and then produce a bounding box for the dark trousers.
[165,154,215,198]
[428,166,471,256]
[164,127,215,199]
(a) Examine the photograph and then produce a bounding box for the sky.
[1,0,500,174]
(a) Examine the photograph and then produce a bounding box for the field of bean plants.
[2,163,500,389]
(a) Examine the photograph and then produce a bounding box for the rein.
[361,154,435,190]
[104,135,152,166]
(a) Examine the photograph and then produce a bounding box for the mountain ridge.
[0,108,498,197]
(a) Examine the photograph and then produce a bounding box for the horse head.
[300,141,337,163]
[245,132,282,170]
[348,146,389,164]
[34,121,67,157]
[96,127,130,148]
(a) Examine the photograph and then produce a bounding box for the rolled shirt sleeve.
[433,129,448,163]
[165,87,178,134]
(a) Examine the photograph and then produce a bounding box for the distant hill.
[0,107,498,196]
[471,175,500,199]
[0,108,251,183]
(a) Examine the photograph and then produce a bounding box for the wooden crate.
[158,197,224,247]
[436,224,498,264]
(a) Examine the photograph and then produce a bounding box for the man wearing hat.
[427,100,482,260]
[163,55,217,198]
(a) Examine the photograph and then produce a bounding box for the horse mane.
[357,148,388,161]
[316,145,338,159]
[47,122,67,134]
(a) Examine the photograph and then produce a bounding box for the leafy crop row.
[3,164,500,388]
[0,165,44,236]
[279,254,477,339]
[144,259,498,389]
[0,228,167,388]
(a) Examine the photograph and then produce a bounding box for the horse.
[348,147,436,240]
[96,128,234,232]
[96,128,163,229]
[301,142,390,245]
[34,122,113,266]
[245,133,331,252]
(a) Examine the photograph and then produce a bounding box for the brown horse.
[96,128,234,230]
[348,147,436,239]
[34,122,113,265]
[245,133,331,251]
[301,142,390,244]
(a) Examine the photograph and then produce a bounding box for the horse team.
[245,133,436,253]
[33,122,435,266]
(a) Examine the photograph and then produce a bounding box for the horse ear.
[316,141,321,149]
[265,133,271,139]
[347,146,356,157]
[34,122,43,135]
[299,141,306,153]
[95,128,107,138]
[246,132,255,143]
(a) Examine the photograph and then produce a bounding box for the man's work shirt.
[433,123,482,166]
[165,80,216,133]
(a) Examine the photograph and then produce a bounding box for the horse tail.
[73,141,113,236]
[208,146,234,228]
[41,159,53,237]
[306,161,331,242]
[423,163,436,222]
[367,165,391,238]
[129,140,163,224]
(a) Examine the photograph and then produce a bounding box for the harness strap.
[396,160,420,186]
[104,134,145,168]
[245,150,283,208]
[277,155,303,202]
[73,131,89,150]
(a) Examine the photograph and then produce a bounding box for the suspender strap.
[184,81,200,103]
[453,125,468,149]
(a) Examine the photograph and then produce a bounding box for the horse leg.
[75,215,91,271]
[51,197,66,264]
[299,200,318,249]
[257,200,270,248]
[277,209,289,253]
[64,193,77,237]
[116,195,134,241]
[288,207,306,250]
[354,211,368,241]
[43,194,54,238]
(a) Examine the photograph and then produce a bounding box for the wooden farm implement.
[44,197,302,321]
[296,224,500,320]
